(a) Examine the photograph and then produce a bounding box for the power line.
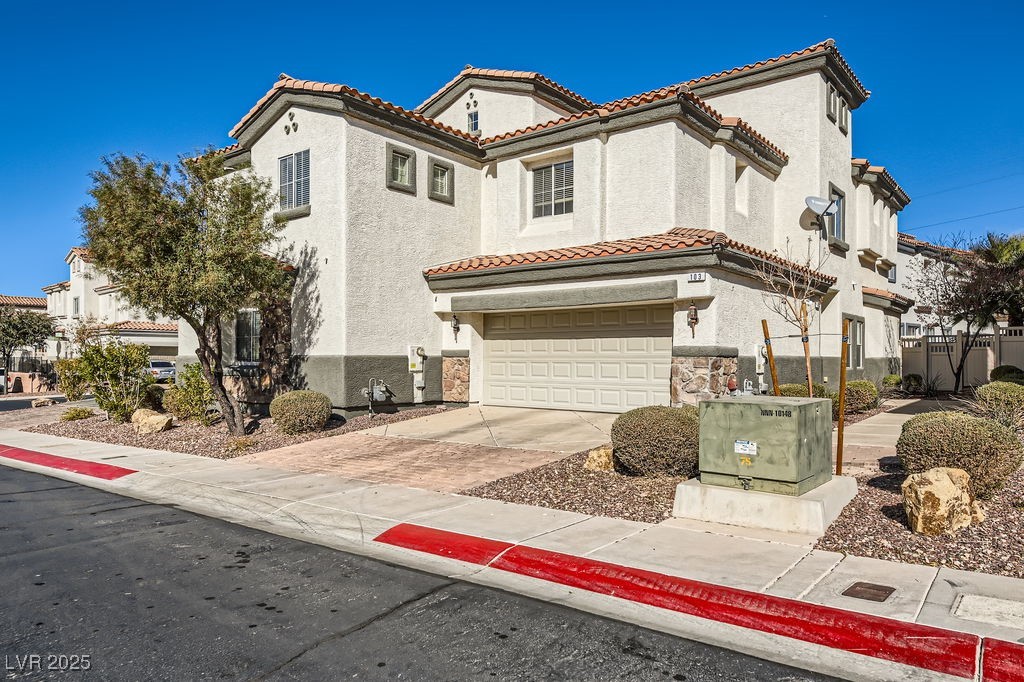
[913,170,1024,198]
[902,204,1024,232]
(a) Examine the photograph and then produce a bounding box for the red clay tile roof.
[862,287,913,307]
[105,321,178,333]
[0,295,47,308]
[67,246,92,262]
[851,158,910,206]
[424,227,835,285]
[898,232,972,257]
[230,74,479,142]
[41,280,70,293]
[685,39,869,99]
[416,66,596,113]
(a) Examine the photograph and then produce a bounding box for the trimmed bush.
[882,374,903,388]
[270,390,333,435]
[967,381,1024,434]
[163,363,215,425]
[610,405,700,477]
[777,383,829,398]
[991,365,1023,382]
[61,407,94,421]
[844,380,880,413]
[54,358,88,402]
[903,374,924,393]
[896,411,1023,499]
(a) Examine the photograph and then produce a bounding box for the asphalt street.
[0,465,837,681]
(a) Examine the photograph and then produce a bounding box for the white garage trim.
[483,305,673,413]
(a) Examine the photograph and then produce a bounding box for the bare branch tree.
[748,236,831,396]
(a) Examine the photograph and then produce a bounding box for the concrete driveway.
[364,405,616,453]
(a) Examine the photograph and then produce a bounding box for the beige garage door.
[483,305,673,413]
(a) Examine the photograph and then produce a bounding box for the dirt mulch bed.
[464,452,684,524]
[816,463,1024,579]
[25,406,456,460]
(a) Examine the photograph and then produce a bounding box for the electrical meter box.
[698,396,832,496]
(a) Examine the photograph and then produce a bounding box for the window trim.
[278,149,310,211]
[844,314,865,370]
[531,159,574,219]
[234,308,261,365]
[826,184,848,248]
[838,98,849,134]
[386,143,417,194]
[427,156,455,204]
[826,83,838,122]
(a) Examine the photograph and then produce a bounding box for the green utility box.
[698,396,832,496]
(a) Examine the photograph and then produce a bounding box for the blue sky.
[2,1,1021,295]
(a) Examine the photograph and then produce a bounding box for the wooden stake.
[762,319,781,396]
[836,318,850,477]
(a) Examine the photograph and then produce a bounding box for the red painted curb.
[375,523,980,680]
[983,638,1024,682]
[0,446,136,480]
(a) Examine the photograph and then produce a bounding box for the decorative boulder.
[131,408,160,424]
[32,398,57,408]
[901,467,975,536]
[137,414,173,434]
[584,445,616,472]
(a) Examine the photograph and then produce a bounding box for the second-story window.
[827,188,846,243]
[386,143,417,194]
[279,149,310,210]
[467,111,479,134]
[533,160,573,218]
[72,297,80,317]
[235,309,261,364]
[428,157,455,205]
[887,264,897,284]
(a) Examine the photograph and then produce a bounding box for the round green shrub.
[896,411,1023,499]
[882,374,902,388]
[610,405,700,477]
[844,380,879,413]
[61,407,94,421]
[270,390,333,435]
[777,383,830,398]
[163,364,216,425]
[971,381,1024,433]
[991,365,1023,382]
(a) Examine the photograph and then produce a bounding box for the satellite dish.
[805,196,838,216]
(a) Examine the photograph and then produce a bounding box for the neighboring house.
[0,295,50,377]
[42,247,178,359]
[182,39,913,415]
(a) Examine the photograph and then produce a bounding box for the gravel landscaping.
[464,451,685,524]
[25,406,456,459]
[817,461,1024,579]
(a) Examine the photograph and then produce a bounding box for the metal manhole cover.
[842,582,896,602]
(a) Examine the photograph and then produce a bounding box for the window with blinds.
[392,153,411,185]
[235,309,261,363]
[532,160,573,218]
[279,150,310,210]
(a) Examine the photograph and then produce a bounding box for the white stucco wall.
[430,86,570,138]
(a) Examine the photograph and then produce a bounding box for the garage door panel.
[484,306,672,413]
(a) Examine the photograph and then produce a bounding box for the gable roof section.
[851,158,910,210]
[42,280,70,293]
[424,227,835,287]
[65,246,92,263]
[685,39,870,108]
[416,66,596,117]
[0,295,47,309]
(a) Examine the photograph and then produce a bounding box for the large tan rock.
[137,414,173,434]
[584,445,616,472]
[901,467,975,536]
[32,398,57,408]
[131,408,160,424]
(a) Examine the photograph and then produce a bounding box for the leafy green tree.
[973,232,1024,326]
[0,307,55,377]
[80,152,290,435]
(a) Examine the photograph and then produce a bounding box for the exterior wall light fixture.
[687,302,699,337]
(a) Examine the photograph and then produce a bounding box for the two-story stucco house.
[180,39,913,415]
[42,247,178,359]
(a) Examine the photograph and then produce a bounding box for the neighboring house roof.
[415,66,597,115]
[41,280,70,293]
[104,321,178,333]
[898,232,972,257]
[851,158,911,210]
[423,227,836,286]
[65,246,92,263]
[0,295,47,309]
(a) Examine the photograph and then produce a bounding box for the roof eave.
[417,73,592,119]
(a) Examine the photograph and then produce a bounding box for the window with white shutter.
[532,160,573,218]
[278,150,310,210]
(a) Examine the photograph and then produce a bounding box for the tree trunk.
[800,304,814,397]
[194,320,247,436]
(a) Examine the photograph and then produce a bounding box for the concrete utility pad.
[240,432,568,493]
[364,405,616,453]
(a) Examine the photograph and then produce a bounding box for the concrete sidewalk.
[1,428,1022,681]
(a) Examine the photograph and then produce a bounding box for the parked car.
[148,360,176,383]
